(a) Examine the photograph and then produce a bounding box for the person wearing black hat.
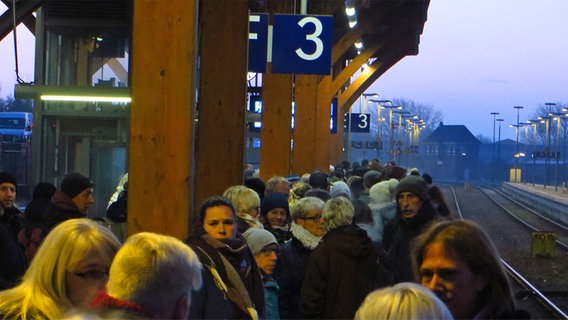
[260,192,292,243]
[41,172,95,234]
[0,172,28,289]
[382,175,445,284]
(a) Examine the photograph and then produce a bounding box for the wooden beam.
[0,0,40,41]
[293,74,319,175]
[315,74,334,170]
[195,0,249,208]
[260,69,293,180]
[129,0,197,239]
[106,58,128,85]
[330,29,397,97]
[338,46,406,115]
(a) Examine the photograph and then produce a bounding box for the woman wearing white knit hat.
[369,178,399,244]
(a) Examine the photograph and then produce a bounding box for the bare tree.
[389,98,444,139]
[527,102,567,149]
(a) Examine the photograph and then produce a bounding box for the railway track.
[481,186,568,251]
[442,183,568,319]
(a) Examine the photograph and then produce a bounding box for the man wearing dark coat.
[0,172,27,289]
[382,175,445,283]
[41,172,94,234]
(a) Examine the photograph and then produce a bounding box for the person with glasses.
[0,218,120,319]
[243,228,281,320]
[272,196,325,319]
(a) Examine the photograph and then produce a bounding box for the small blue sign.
[272,14,333,75]
[346,113,371,133]
[248,14,269,73]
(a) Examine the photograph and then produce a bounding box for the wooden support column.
[260,69,293,180]
[129,0,197,239]
[195,0,249,208]
[293,74,337,173]
[292,75,318,175]
[316,75,334,170]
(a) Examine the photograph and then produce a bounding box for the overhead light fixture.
[40,95,131,103]
[354,41,363,49]
[345,0,356,16]
[15,84,131,103]
[349,17,357,29]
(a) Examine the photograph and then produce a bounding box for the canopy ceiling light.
[15,85,131,103]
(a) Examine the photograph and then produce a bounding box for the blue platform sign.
[271,14,332,75]
[345,113,371,133]
[248,14,269,73]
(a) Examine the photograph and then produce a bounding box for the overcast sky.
[369,0,568,140]
[1,1,567,141]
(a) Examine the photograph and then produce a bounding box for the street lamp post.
[563,110,568,189]
[361,94,377,160]
[513,106,524,182]
[497,118,504,163]
[527,120,539,186]
[538,115,552,189]
[543,102,557,189]
[490,112,499,162]
[550,112,564,191]
[369,99,391,161]
[393,110,409,163]
[401,113,414,166]
[383,104,402,162]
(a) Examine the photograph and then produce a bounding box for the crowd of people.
[0,159,531,319]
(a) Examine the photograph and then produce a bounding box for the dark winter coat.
[0,206,27,289]
[106,190,127,222]
[299,224,383,319]
[186,234,265,320]
[41,190,86,234]
[382,201,444,283]
[19,198,52,263]
[273,223,321,319]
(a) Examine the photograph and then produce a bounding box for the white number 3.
[295,17,323,61]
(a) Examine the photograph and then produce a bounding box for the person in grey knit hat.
[382,174,443,283]
[396,175,429,204]
[329,181,352,200]
[242,228,281,320]
[243,228,279,270]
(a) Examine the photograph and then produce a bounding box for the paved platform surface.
[504,182,568,205]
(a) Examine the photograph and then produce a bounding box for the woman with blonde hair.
[288,180,312,209]
[223,185,263,233]
[0,218,121,319]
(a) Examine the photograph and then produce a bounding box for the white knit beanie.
[370,178,399,206]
